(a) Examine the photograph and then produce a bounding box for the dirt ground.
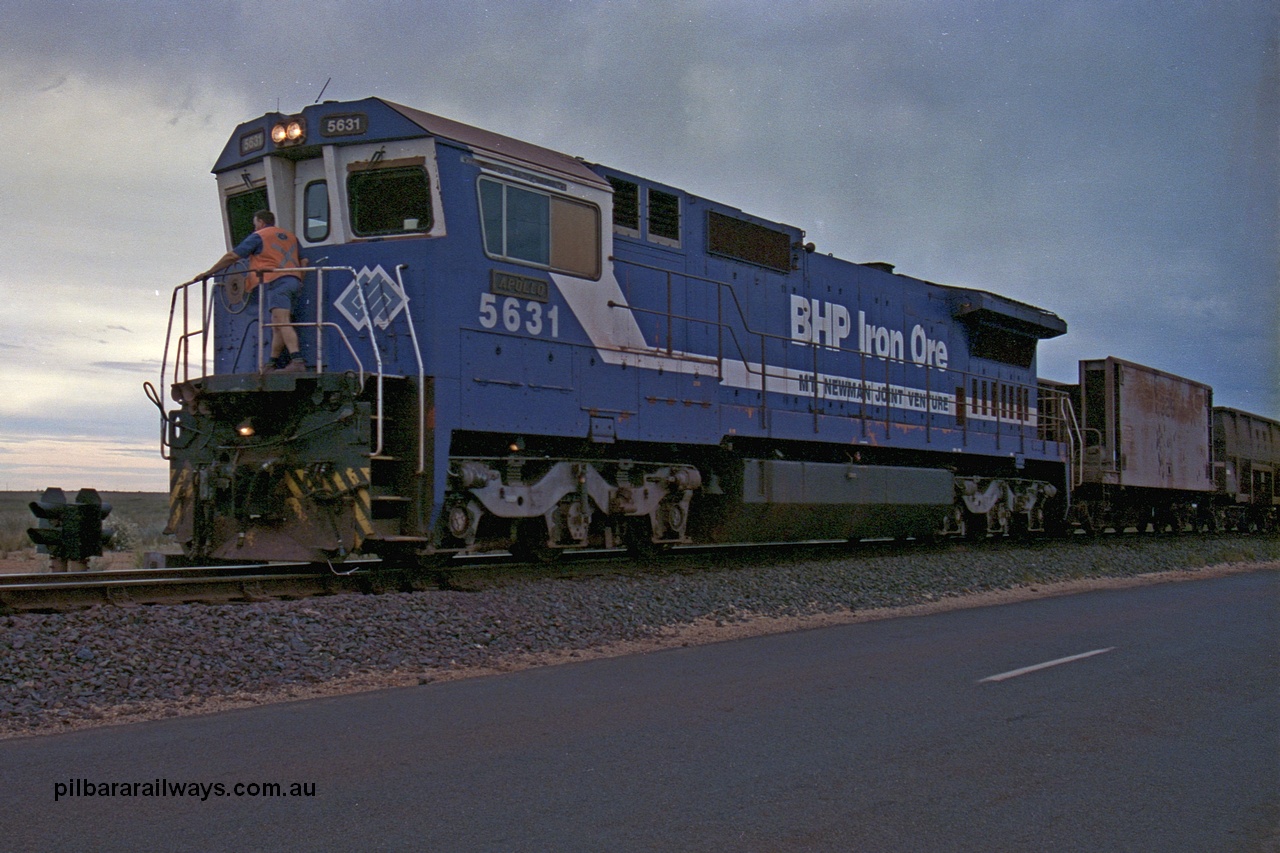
[0,550,136,574]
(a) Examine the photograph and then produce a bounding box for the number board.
[320,113,369,138]
[239,129,265,156]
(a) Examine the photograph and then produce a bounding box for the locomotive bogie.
[956,477,1058,537]
[439,455,701,555]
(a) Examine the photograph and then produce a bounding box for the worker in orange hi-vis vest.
[197,209,307,372]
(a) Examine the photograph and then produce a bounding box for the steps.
[361,379,431,550]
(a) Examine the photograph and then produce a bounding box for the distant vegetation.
[0,491,172,564]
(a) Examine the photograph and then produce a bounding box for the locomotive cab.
[158,99,625,563]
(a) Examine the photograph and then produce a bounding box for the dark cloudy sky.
[1,0,1275,490]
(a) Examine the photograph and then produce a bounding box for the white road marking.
[979,647,1117,683]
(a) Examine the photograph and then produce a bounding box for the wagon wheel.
[1203,509,1219,534]
[1127,508,1151,534]
[1076,504,1099,537]
[1042,501,1070,538]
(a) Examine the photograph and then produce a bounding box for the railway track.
[0,539,919,611]
[0,548,662,611]
[0,561,382,612]
[3,530,1272,613]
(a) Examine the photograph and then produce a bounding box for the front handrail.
[1065,401,1087,488]
[164,266,369,382]
[156,264,407,460]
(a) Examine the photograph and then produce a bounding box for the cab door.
[294,157,335,250]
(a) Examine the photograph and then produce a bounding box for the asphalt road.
[3,569,1276,852]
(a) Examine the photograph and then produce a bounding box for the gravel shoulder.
[2,536,1277,740]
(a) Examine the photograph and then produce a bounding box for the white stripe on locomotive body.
[551,270,1040,427]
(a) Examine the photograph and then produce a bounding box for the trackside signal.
[27,487,113,572]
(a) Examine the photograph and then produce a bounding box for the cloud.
[0,0,1274,492]
[89,361,163,374]
[0,432,166,492]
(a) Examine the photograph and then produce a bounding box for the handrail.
[347,269,385,459]
[394,264,428,475]
[157,264,400,459]
[1066,403,1087,488]
[165,266,374,379]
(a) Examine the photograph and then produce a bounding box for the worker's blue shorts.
[264,275,302,313]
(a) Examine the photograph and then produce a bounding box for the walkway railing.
[611,256,1078,462]
[148,265,425,468]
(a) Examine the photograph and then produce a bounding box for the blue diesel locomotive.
[156,97,1080,564]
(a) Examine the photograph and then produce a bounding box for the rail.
[611,257,1077,461]
[0,561,376,612]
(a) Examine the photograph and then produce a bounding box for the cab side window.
[348,165,432,237]
[227,188,269,245]
[478,177,600,279]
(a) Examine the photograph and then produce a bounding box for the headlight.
[271,116,307,147]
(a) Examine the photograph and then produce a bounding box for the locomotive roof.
[382,100,610,190]
[213,97,609,190]
[948,287,1067,339]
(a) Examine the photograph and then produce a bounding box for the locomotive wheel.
[940,506,967,541]
[508,518,560,564]
[401,551,458,589]
[410,559,459,590]
[624,517,671,562]
[963,510,988,541]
